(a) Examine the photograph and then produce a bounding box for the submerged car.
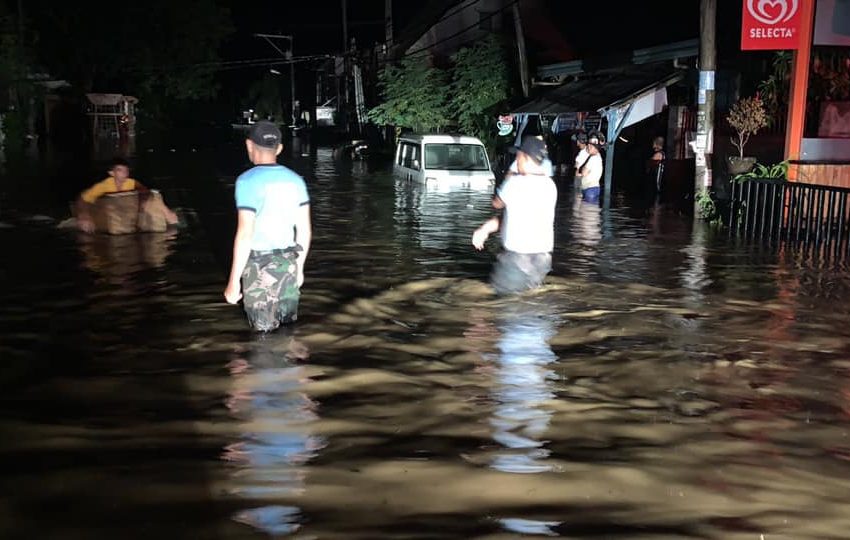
[394,134,495,186]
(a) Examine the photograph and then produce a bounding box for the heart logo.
[747,0,799,25]
[760,0,785,21]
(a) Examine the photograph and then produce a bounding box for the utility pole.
[287,38,296,126]
[342,0,348,51]
[694,0,716,216]
[341,0,349,133]
[512,3,530,98]
[16,0,24,46]
[385,0,393,47]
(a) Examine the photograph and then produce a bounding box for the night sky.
[3,0,741,122]
[221,0,421,59]
[219,1,712,63]
[214,0,714,112]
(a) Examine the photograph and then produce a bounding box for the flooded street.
[3,139,850,539]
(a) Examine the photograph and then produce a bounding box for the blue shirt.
[235,164,310,251]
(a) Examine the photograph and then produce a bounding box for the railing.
[728,178,850,258]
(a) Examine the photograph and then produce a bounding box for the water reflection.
[91,134,136,161]
[499,516,562,537]
[395,178,492,254]
[222,333,324,536]
[488,299,559,474]
[8,140,850,539]
[76,230,176,278]
[571,193,602,252]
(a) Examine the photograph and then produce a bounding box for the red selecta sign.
[741,0,803,50]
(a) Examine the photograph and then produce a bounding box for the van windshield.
[424,144,489,171]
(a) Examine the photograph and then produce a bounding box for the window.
[478,10,494,31]
[424,144,489,171]
[400,142,420,170]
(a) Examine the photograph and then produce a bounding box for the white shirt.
[510,158,553,177]
[574,148,589,170]
[497,173,558,254]
[580,154,603,190]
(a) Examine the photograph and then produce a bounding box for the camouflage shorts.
[490,251,552,296]
[241,249,301,332]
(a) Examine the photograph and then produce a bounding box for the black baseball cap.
[109,157,131,169]
[247,120,282,149]
[519,136,548,164]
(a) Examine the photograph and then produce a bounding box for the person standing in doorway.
[472,136,558,295]
[646,136,666,194]
[224,121,312,332]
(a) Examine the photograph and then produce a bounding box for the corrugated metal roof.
[514,62,686,115]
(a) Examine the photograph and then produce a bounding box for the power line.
[213,56,332,72]
[126,0,519,75]
[128,54,333,73]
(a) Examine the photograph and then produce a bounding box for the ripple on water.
[4,147,850,539]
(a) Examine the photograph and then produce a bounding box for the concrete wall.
[407,0,507,59]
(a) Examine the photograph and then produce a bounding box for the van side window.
[398,143,407,166]
[401,142,420,170]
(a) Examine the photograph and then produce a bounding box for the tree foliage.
[369,38,510,149]
[368,56,450,134]
[0,10,35,150]
[26,0,231,101]
[449,36,509,143]
[245,73,284,122]
[758,50,850,126]
[0,13,24,83]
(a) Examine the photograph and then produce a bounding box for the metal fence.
[728,178,850,258]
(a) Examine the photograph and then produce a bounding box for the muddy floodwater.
[2,140,850,539]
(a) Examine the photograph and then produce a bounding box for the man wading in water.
[224,121,312,332]
[472,136,558,294]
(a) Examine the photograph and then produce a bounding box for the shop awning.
[512,61,685,123]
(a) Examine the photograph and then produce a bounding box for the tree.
[245,73,284,122]
[26,0,231,101]
[0,9,34,150]
[727,95,767,159]
[449,36,509,146]
[368,55,450,134]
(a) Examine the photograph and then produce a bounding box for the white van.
[394,134,495,186]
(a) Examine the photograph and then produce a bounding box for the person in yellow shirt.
[76,158,178,233]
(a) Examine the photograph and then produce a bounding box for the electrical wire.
[128,0,521,74]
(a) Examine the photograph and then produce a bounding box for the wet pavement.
[2,137,850,539]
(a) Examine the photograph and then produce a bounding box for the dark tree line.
[26,0,232,99]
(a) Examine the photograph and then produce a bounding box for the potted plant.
[726,95,768,175]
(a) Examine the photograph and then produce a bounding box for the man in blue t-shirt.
[224,121,312,331]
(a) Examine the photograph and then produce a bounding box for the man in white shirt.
[507,137,554,177]
[579,139,603,203]
[573,132,589,189]
[472,136,558,294]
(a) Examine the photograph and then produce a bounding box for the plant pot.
[727,156,757,175]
